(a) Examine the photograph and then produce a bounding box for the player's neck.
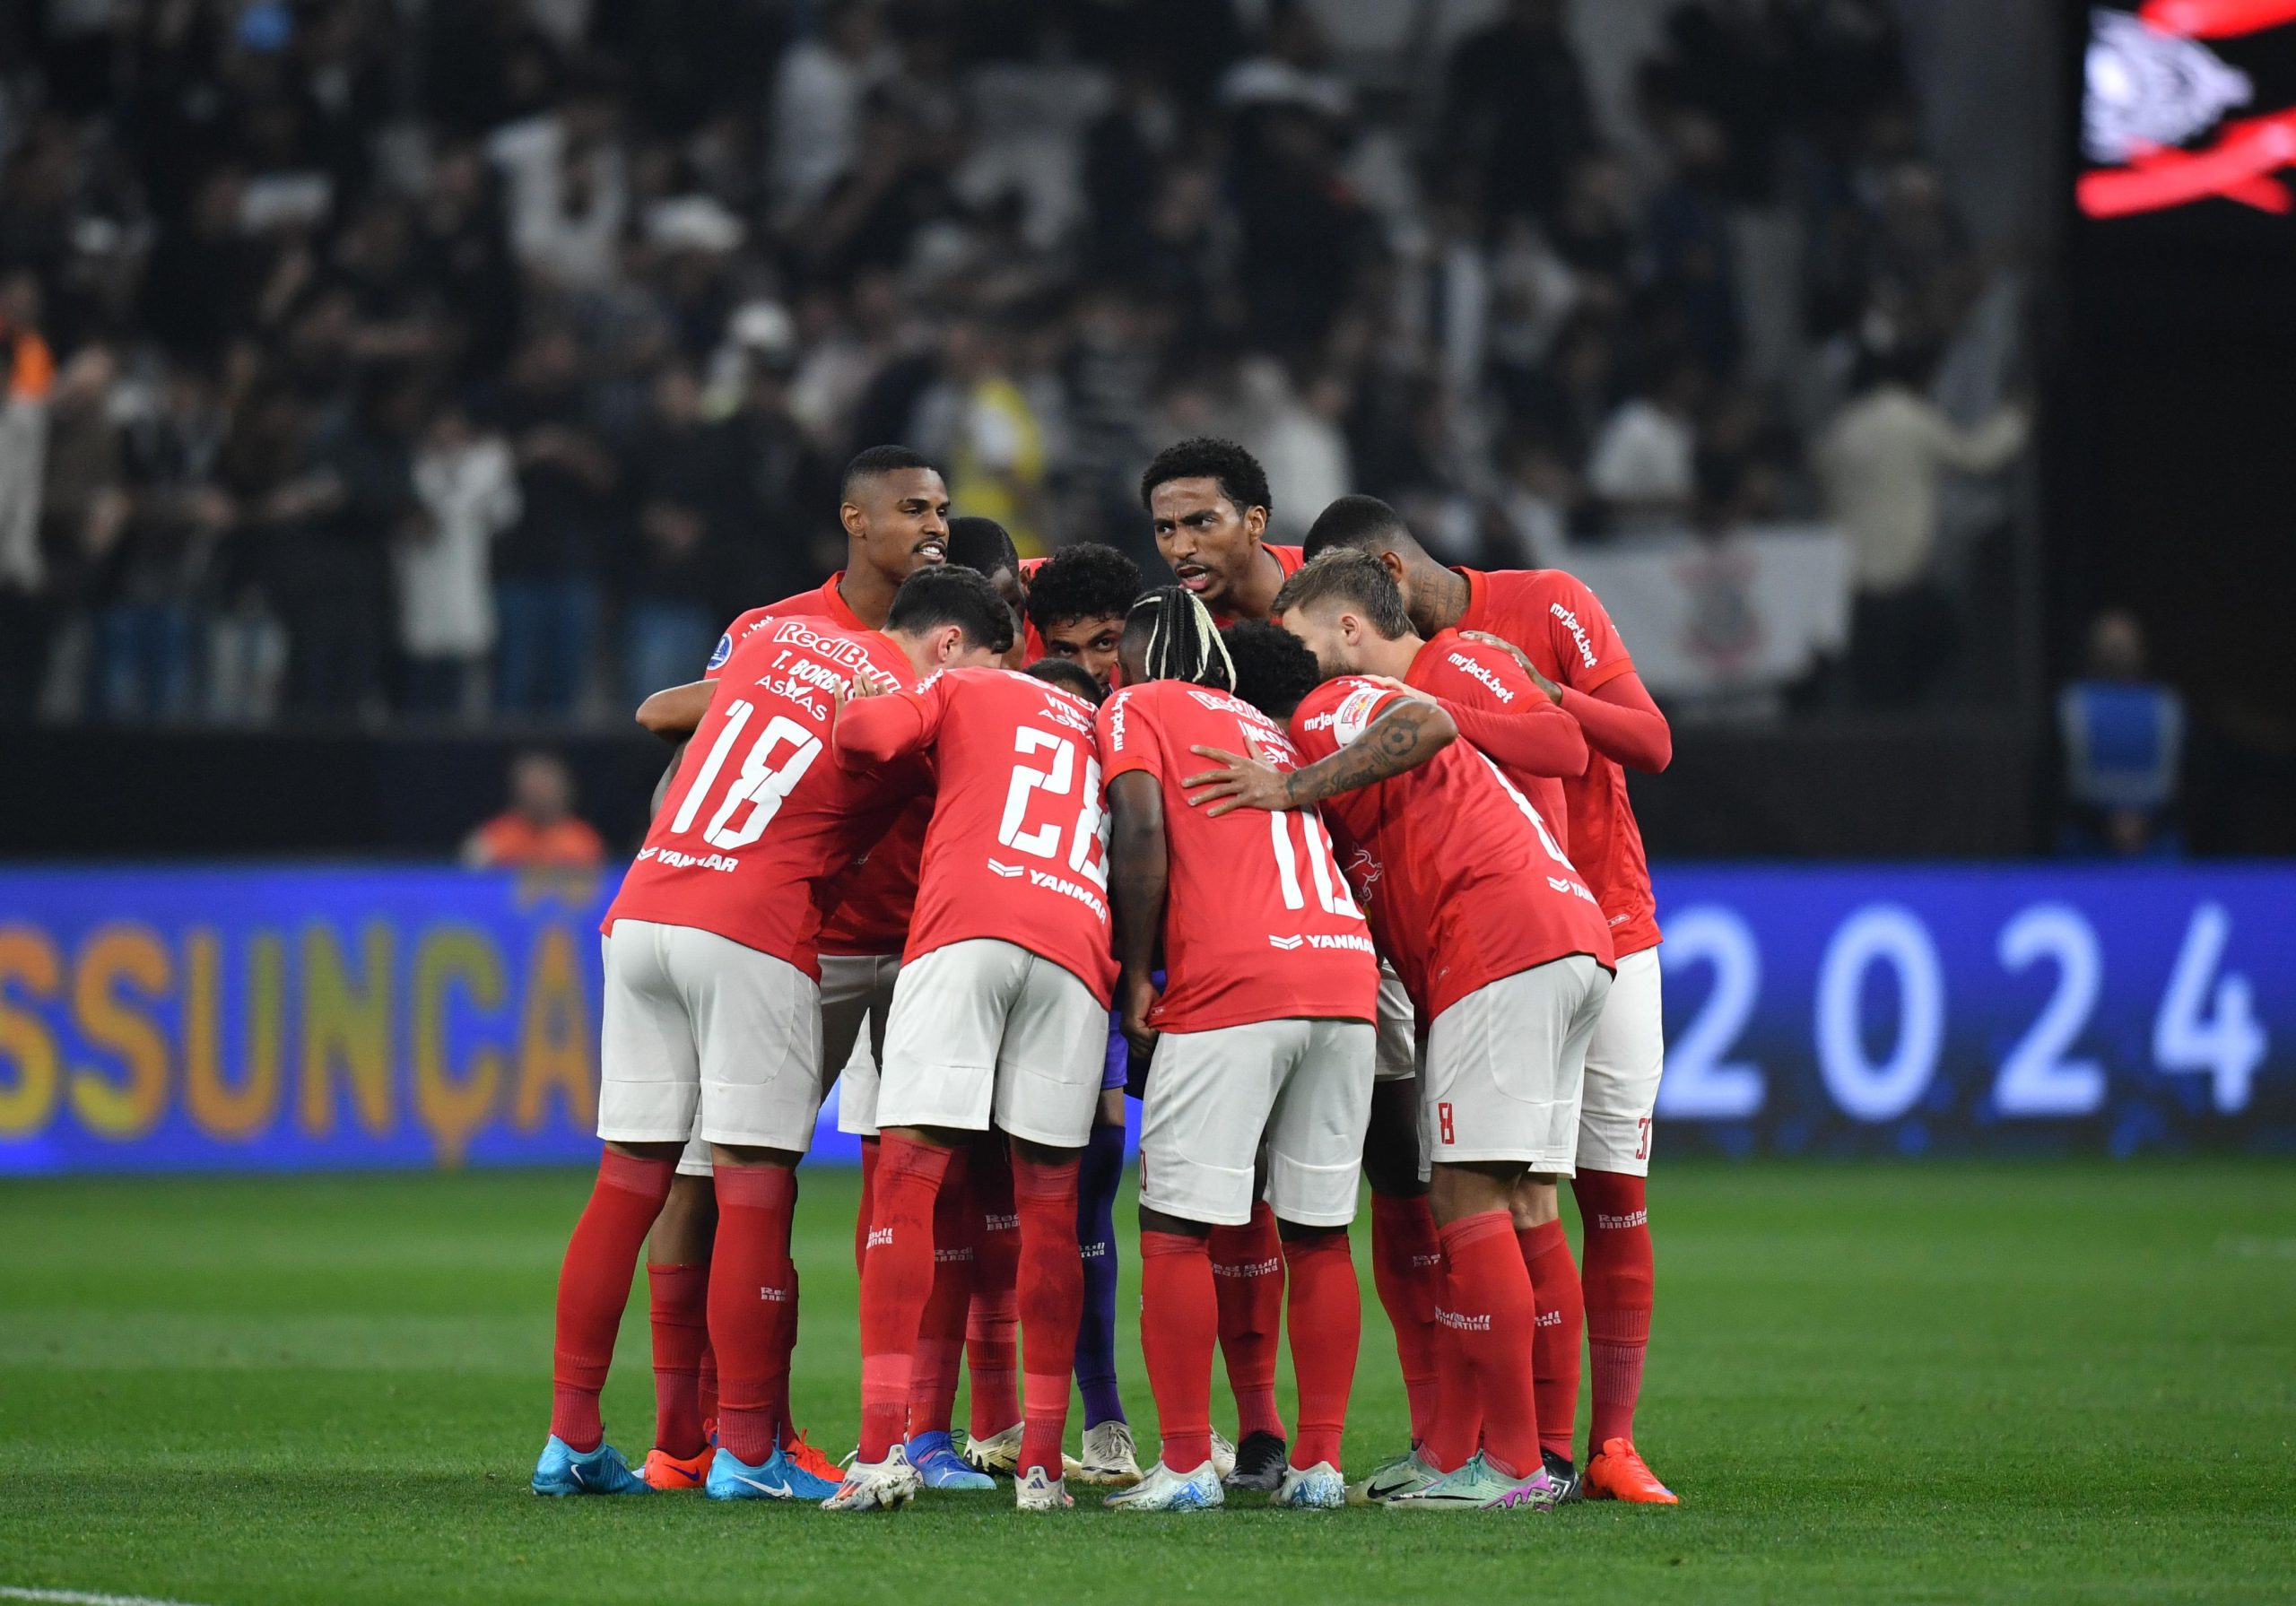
[838,561,899,630]
[1231,543,1287,620]
[1361,632,1424,681]
[1417,564,1469,634]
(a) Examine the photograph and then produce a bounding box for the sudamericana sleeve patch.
[705,632,732,672]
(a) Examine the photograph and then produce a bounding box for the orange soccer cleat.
[780,1426,846,1486]
[1584,1438,1678,1504]
[641,1445,714,1491]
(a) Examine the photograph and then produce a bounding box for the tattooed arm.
[1180,698,1457,818]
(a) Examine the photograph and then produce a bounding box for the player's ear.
[1243,503,1267,541]
[839,499,865,539]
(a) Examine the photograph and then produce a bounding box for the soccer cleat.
[821,1446,923,1512]
[1543,1448,1584,1506]
[1105,1459,1224,1513]
[640,1445,713,1490]
[961,1422,1023,1478]
[1273,1461,1346,1509]
[705,1440,841,1502]
[1209,1430,1238,1481]
[780,1426,845,1486]
[1585,1437,1678,1504]
[531,1435,650,1497]
[1386,1452,1561,1513]
[1348,1445,1443,1506]
[1223,1428,1288,1493]
[906,1430,996,1490]
[1074,1419,1144,1487]
[1014,1465,1074,1510]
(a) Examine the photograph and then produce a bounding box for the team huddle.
[532,437,1678,1515]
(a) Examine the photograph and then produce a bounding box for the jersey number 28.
[997,728,1109,890]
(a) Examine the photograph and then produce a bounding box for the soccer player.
[629,446,969,1493]
[1097,588,1378,1513]
[1300,498,1680,1503]
[949,515,1032,667]
[1136,437,1303,1487]
[531,566,1008,1504]
[1190,551,1615,1513]
[1018,540,1146,1484]
[826,643,1118,1513]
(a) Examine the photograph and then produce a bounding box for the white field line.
[1,1587,214,1606]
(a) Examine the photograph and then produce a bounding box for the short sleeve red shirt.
[607,616,925,977]
[1456,567,1660,956]
[834,667,1118,1006]
[1288,676,1614,1023]
[1099,680,1377,1033]
[1405,627,1576,862]
[709,576,921,957]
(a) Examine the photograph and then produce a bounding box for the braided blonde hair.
[1126,586,1236,690]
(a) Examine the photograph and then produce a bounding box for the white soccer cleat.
[961,1423,1022,1477]
[1074,1420,1144,1487]
[1274,1461,1346,1509]
[1209,1430,1238,1482]
[1014,1465,1074,1510]
[820,1447,923,1513]
[1104,1458,1225,1513]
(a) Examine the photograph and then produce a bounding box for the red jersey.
[1289,676,1613,1023]
[609,616,924,976]
[1099,680,1377,1033]
[1405,628,1575,858]
[1456,567,1660,957]
[832,667,1118,1006]
[1208,543,1306,625]
[1017,555,1048,664]
[711,574,922,956]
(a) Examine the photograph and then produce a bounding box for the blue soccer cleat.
[705,1440,842,1502]
[906,1429,996,1490]
[532,1435,651,1497]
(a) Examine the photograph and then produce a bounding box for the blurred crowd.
[0,0,2025,728]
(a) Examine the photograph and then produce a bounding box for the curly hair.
[1023,542,1144,631]
[1137,436,1273,517]
[1222,621,1324,721]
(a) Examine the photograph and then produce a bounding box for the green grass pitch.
[2,1160,2292,1604]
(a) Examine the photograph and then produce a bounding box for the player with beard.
[1189,552,1614,1513]
[533,567,1007,1504]
[627,446,970,1494]
[1300,497,1680,1503]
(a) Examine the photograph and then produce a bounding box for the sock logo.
[982,1212,1020,1234]
[1594,1210,1648,1229]
[761,1283,793,1302]
[1410,1253,1443,1269]
[1438,1102,1456,1145]
[935,1246,975,1263]
[1535,1308,1561,1327]
[1211,1257,1283,1280]
[1433,1305,1492,1333]
[1081,1240,1112,1259]
[865,1226,894,1250]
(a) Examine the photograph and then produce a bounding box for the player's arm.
[1106,771,1169,1056]
[830,669,935,768]
[1182,698,1457,818]
[636,680,711,741]
[1461,626,1673,773]
[1352,673,1586,777]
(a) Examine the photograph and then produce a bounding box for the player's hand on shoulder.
[1359,674,1435,704]
[1461,630,1561,703]
[1182,738,1292,818]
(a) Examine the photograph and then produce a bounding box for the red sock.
[767,1261,797,1441]
[855,1136,953,1462]
[646,1262,709,1456]
[1209,1202,1286,1441]
[698,1343,718,1428]
[1281,1230,1359,1471]
[1418,1245,1483,1472]
[1010,1149,1083,1480]
[1369,1192,1442,1444]
[1439,1211,1542,1480]
[1519,1218,1582,1464]
[551,1150,674,1452]
[908,1149,975,1439]
[855,1135,880,1276]
[1576,1169,1654,1450]
[708,1163,799,1465]
[965,1144,1021,1438]
[1138,1230,1216,1471]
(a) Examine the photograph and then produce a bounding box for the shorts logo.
[1438,1102,1456,1145]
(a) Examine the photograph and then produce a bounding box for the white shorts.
[598,921,823,1159]
[876,939,1107,1149]
[676,950,901,1176]
[1422,955,1609,1173]
[1139,1017,1374,1228]
[1373,963,1419,1083]
[1578,945,1662,1175]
